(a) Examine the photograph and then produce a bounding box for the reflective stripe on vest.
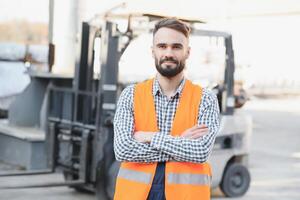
[118,168,152,184]
[167,173,211,186]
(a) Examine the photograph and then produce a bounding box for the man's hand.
[181,124,209,139]
[134,131,157,143]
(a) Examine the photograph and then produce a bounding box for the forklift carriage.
[0,14,252,199]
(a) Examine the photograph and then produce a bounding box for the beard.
[155,57,185,78]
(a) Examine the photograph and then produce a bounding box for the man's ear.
[186,46,191,59]
[151,46,155,58]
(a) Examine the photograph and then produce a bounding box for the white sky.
[0,0,48,23]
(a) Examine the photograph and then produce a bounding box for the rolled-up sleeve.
[149,89,220,163]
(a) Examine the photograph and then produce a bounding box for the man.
[113,18,220,200]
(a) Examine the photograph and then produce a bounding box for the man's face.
[152,27,190,78]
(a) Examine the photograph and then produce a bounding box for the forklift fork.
[0,122,92,189]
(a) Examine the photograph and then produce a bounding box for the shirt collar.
[152,77,186,99]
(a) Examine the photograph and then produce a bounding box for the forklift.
[0,14,251,199]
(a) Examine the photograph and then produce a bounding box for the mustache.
[159,57,178,65]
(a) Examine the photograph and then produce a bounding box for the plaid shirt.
[113,78,220,163]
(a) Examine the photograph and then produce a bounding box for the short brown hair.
[153,18,191,38]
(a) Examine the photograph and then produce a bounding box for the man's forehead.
[153,27,188,45]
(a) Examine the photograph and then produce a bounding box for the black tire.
[220,163,250,197]
[106,161,120,198]
[95,161,120,200]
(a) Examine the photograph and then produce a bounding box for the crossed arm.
[113,85,220,163]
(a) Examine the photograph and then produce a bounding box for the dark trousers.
[147,162,166,200]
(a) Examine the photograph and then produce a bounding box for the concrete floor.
[1,96,300,200]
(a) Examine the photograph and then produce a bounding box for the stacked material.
[0,43,48,112]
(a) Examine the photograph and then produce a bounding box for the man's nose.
[164,47,175,57]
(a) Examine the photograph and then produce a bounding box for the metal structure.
[0,14,251,199]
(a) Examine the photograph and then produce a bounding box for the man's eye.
[173,45,182,49]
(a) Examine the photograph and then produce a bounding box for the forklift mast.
[47,20,129,190]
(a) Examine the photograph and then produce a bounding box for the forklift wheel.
[220,163,250,197]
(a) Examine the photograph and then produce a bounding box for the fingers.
[181,124,208,137]
[133,131,156,143]
[188,129,209,139]
[189,124,207,131]
[181,125,209,139]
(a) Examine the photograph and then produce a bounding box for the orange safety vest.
[114,79,212,200]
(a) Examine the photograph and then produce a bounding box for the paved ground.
[1,96,300,200]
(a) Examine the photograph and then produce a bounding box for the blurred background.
[0,0,300,200]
